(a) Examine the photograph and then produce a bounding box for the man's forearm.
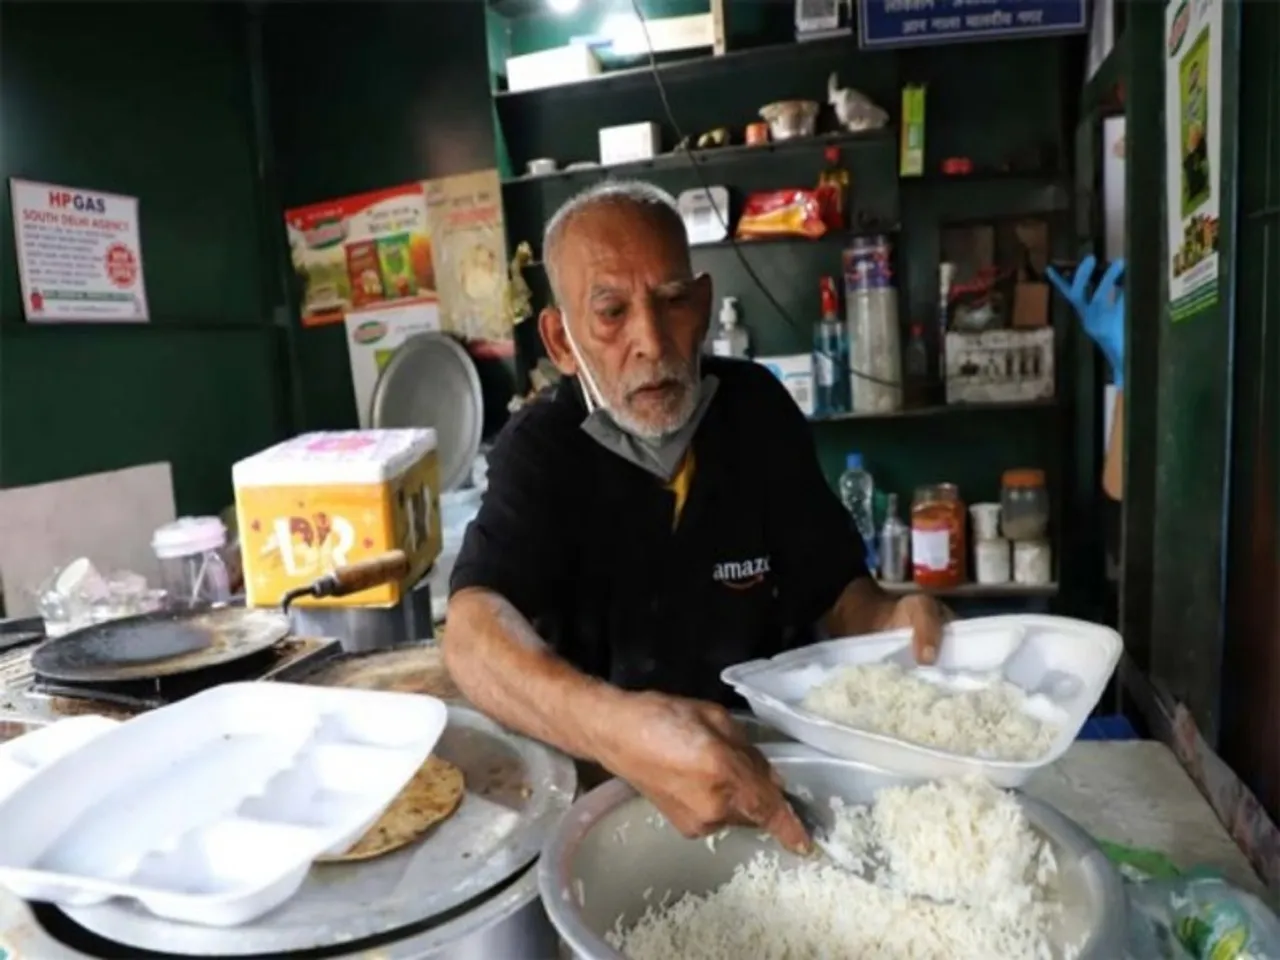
[822,576,898,637]
[442,587,628,762]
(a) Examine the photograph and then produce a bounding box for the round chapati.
[318,755,465,863]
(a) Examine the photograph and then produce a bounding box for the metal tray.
[31,606,290,683]
[370,333,483,493]
[60,704,576,956]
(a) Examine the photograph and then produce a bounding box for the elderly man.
[445,181,948,850]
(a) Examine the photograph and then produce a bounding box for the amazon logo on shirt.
[712,556,771,590]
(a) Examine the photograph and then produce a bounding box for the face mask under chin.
[561,316,716,481]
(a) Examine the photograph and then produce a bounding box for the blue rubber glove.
[1046,256,1126,388]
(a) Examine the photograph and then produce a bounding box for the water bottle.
[838,453,878,569]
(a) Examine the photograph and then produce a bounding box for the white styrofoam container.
[506,45,601,93]
[0,683,447,926]
[0,716,119,802]
[722,615,1122,787]
[598,121,661,166]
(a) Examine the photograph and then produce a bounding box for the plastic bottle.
[814,276,851,415]
[878,493,910,583]
[843,235,903,413]
[838,453,878,569]
[711,296,750,359]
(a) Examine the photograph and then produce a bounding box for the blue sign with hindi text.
[858,0,1087,49]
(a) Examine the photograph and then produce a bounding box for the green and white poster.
[1164,0,1223,322]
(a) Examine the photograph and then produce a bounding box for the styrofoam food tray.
[721,614,1122,787]
[0,716,120,802]
[0,682,447,926]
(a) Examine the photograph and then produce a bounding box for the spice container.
[152,517,232,607]
[969,502,1002,541]
[910,483,966,588]
[1001,469,1050,541]
[974,539,1012,584]
[1014,540,1053,585]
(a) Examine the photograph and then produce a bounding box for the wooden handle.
[328,551,410,596]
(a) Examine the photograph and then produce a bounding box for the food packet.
[376,233,417,299]
[1126,876,1280,959]
[735,189,828,240]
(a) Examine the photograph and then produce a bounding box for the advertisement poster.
[1164,0,1222,322]
[424,170,512,356]
[285,184,436,328]
[345,301,441,428]
[858,0,1085,50]
[9,178,149,323]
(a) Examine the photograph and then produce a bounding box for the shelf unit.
[489,23,1083,614]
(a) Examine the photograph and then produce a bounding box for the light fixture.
[547,0,581,14]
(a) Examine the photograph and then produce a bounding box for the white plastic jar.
[152,517,232,607]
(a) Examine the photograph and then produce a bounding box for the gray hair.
[542,180,688,303]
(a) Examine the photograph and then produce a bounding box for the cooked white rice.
[801,661,1058,761]
[610,778,1068,960]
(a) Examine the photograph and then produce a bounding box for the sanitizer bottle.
[711,296,750,359]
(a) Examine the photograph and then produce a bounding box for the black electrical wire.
[628,0,902,388]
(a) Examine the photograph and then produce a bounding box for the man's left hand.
[880,594,953,665]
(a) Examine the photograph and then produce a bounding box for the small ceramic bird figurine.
[828,73,889,132]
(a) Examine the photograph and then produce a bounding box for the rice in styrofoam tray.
[801,661,1059,761]
[610,778,1072,960]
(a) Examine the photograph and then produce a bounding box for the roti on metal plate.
[318,755,465,863]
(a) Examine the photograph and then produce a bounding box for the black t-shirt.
[449,356,868,706]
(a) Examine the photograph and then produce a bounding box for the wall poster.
[285,184,436,328]
[424,170,511,357]
[1164,0,1223,322]
[9,179,149,323]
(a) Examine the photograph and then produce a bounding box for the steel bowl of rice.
[540,745,1127,960]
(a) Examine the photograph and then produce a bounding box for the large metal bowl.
[540,745,1128,960]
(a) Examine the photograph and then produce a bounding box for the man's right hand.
[595,691,811,854]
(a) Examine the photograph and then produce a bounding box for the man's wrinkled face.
[541,203,711,440]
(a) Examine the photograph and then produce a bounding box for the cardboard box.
[233,430,441,608]
[756,354,816,417]
[599,122,661,166]
[506,45,601,93]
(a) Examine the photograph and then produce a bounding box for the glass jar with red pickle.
[910,483,967,588]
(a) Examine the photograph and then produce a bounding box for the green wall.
[0,2,287,514]
[260,1,501,434]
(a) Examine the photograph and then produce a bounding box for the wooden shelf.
[492,34,859,100]
[877,580,1059,599]
[500,128,893,187]
[810,399,1058,425]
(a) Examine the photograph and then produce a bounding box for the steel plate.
[62,704,577,955]
[370,333,483,492]
[30,606,290,683]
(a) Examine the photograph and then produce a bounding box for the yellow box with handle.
[233,430,440,608]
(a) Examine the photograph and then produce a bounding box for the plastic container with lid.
[1001,468,1050,541]
[152,517,231,607]
[910,483,967,588]
[232,430,441,608]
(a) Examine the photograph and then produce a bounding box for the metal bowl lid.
[369,333,483,492]
[62,704,577,956]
